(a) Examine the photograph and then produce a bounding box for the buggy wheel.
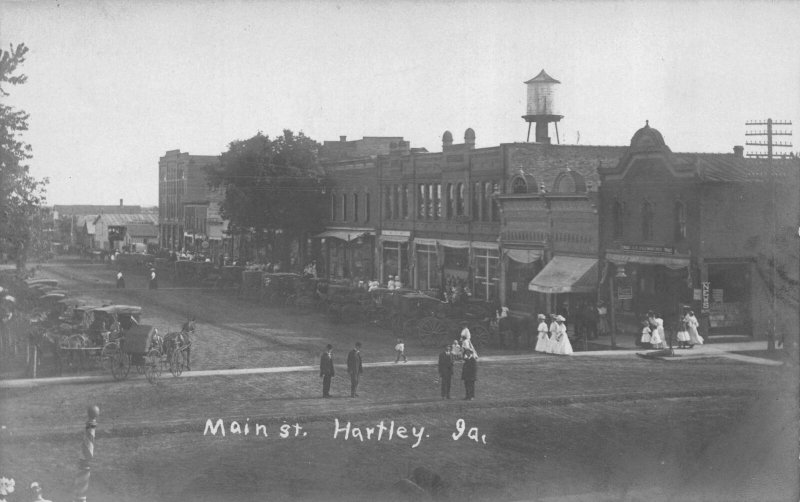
[470,324,490,349]
[110,351,130,381]
[145,349,162,384]
[417,317,449,347]
[100,342,119,371]
[170,349,185,377]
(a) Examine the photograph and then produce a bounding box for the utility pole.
[745,119,793,351]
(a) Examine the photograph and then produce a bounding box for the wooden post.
[73,405,99,502]
[608,267,617,348]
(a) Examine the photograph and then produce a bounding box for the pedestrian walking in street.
[438,344,454,399]
[685,309,703,346]
[116,270,125,289]
[347,342,363,397]
[461,349,477,400]
[394,337,408,363]
[535,314,550,352]
[459,322,478,358]
[551,315,573,355]
[148,268,158,290]
[320,344,334,398]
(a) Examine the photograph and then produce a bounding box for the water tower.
[522,69,563,144]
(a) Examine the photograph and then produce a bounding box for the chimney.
[733,145,744,158]
[340,135,347,143]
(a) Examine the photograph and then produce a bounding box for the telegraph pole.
[745,119,793,351]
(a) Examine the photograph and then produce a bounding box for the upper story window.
[331,192,339,221]
[482,182,492,221]
[674,200,687,241]
[418,184,425,219]
[401,185,409,219]
[446,183,454,219]
[384,186,392,220]
[433,184,441,220]
[392,185,400,221]
[511,176,528,194]
[342,193,348,222]
[613,199,624,239]
[365,193,370,222]
[491,181,500,222]
[641,200,654,241]
[353,193,359,223]
[472,182,481,221]
[457,183,465,216]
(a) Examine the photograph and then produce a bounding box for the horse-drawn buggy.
[109,321,191,384]
[414,298,494,349]
[320,282,374,324]
[261,272,304,306]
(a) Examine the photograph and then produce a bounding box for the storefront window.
[382,241,409,284]
[416,244,438,291]
[473,248,499,301]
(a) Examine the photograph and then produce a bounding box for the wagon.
[390,291,445,338]
[109,324,189,383]
[321,283,372,323]
[415,299,494,349]
[261,272,303,306]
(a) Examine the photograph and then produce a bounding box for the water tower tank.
[525,69,560,116]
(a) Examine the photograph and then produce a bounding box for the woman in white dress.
[459,323,478,358]
[551,315,573,355]
[534,314,549,352]
[548,314,559,354]
[650,314,666,349]
[685,310,703,346]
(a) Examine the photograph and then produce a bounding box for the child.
[451,339,463,361]
[394,338,407,363]
[640,320,652,349]
[676,318,691,348]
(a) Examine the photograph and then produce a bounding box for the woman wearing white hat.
[534,314,550,352]
[551,315,573,355]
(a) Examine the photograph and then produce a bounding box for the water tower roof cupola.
[524,69,561,84]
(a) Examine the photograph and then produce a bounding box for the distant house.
[93,213,159,251]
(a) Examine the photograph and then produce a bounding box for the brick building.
[158,150,224,255]
[598,123,800,341]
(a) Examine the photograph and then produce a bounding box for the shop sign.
[701,282,710,312]
[617,286,633,300]
[621,244,675,255]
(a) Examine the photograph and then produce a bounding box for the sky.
[2,0,799,206]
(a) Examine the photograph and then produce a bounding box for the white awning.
[414,238,438,247]
[471,241,500,250]
[605,252,689,270]
[505,248,543,264]
[314,230,370,242]
[380,233,411,243]
[529,256,599,294]
[439,239,471,249]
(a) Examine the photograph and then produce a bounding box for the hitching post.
[73,404,100,502]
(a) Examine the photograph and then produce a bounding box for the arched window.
[417,184,425,218]
[392,185,400,220]
[674,200,687,241]
[342,193,348,221]
[457,183,465,216]
[433,184,441,220]
[642,200,654,241]
[554,171,587,193]
[364,193,370,222]
[491,181,500,222]
[511,176,528,194]
[482,182,492,220]
[446,183,454,218]
[353,193,359,222]
[384,186,392,219]
[401,184,408,219]
[472,182,481,221]
[613,199,624,239]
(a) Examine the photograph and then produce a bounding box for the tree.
[0,43,48,268]
[206,130,326,266]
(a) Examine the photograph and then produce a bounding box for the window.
[365,193,370,222]
[613,199,624,239]
[457,183,465,216]
[674,200,687,241]
[342,194,348,221]
[473,249,499,301]
[446,183,454,219]
[383,242,409,285]
[353,193,359,222]
[384,186,392,220]
[472,182,481,221]
[433,183,441,220]
[491,181,500,222]
[392,185,400,220]
[511,176,528,194]
[642,200,654,241]
[418,184,425,218]
[401,184,409,219]
[426,184,434,219]
[331,193,337,220]
[482,182,492,221]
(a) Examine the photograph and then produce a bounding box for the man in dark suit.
[461,349,477,400]
[320,344,334,398]
[438,344,454,399]
[347,342,363,398]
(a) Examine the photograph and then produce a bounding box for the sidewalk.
[0,339,783,388]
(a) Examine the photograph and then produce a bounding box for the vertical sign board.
[701,282,710,313]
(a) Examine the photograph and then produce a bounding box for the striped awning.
[529,256,598,294]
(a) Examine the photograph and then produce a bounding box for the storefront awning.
[504,248,543,264]
[314,230,370,242]
[380,233,411,243]
[529,256,598,294]
[605,252,689,270]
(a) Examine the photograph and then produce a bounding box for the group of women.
[641,309,703,349]
[534,313,573,355]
